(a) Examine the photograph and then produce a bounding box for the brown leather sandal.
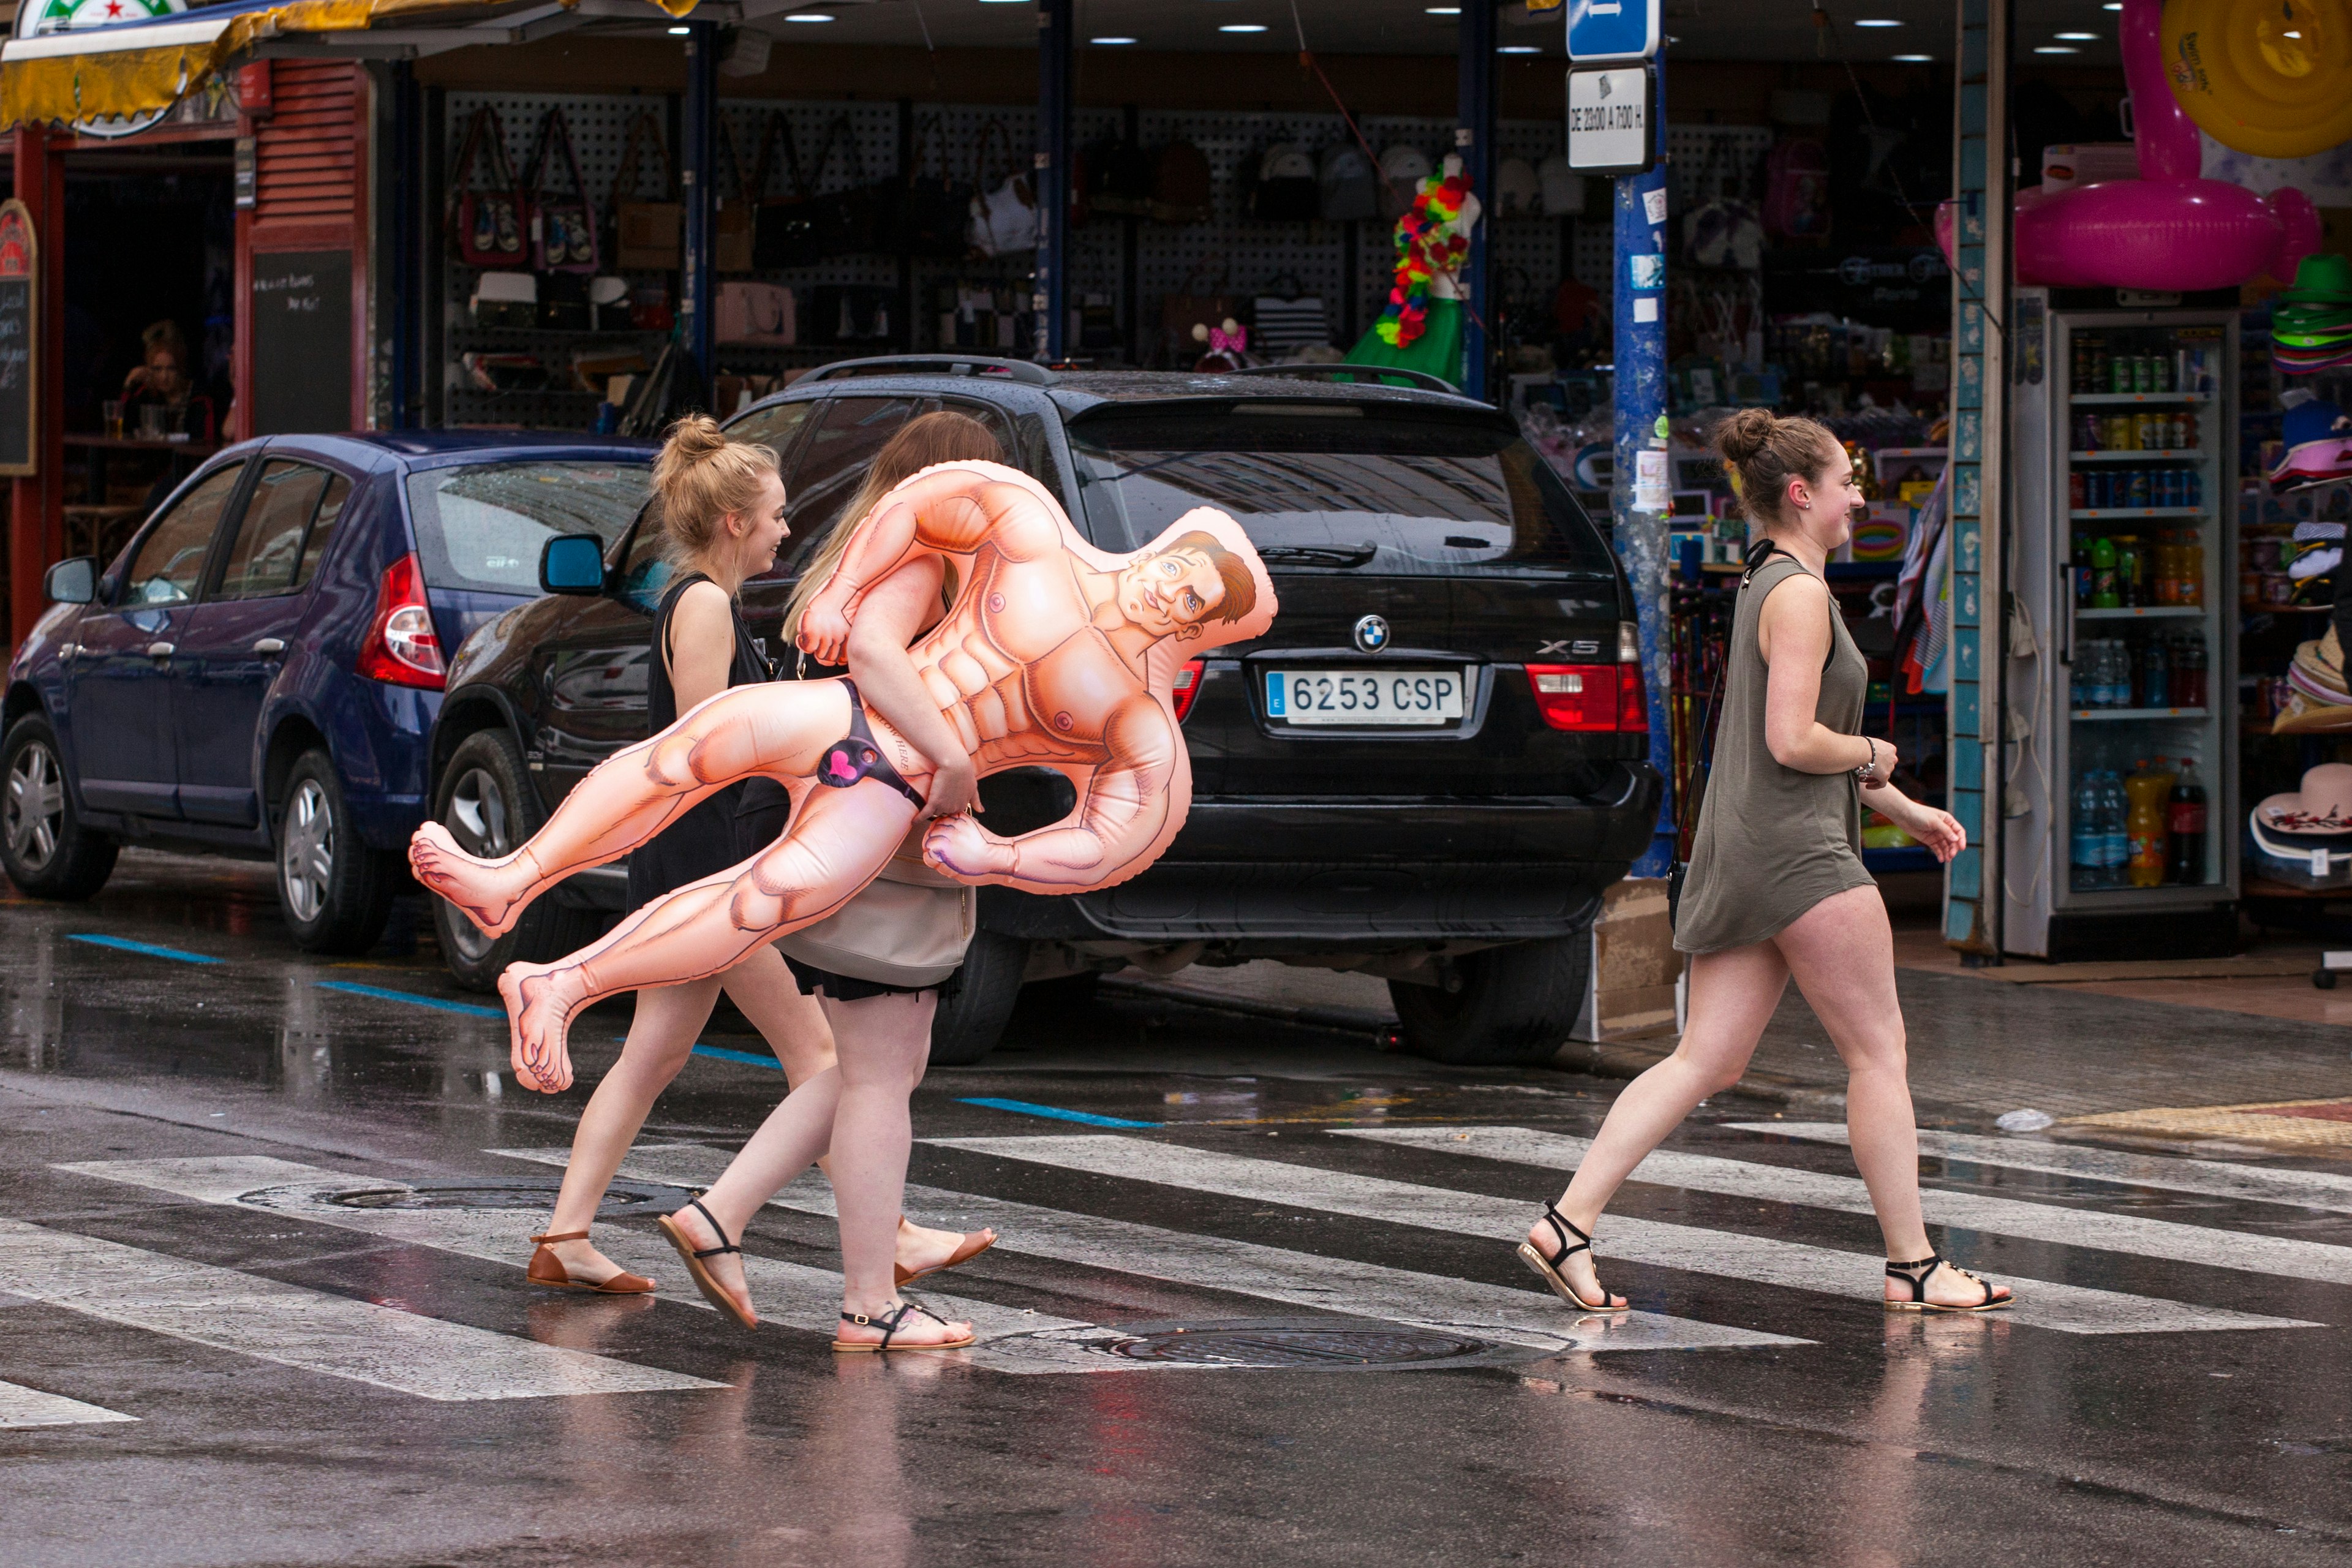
[526,1229,655,1295]
[894,1218,999,1287]
[656,1198,758,1330]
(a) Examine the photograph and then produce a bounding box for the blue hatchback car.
[2,431,655,952]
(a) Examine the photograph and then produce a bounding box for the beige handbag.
[611,113,682,271]
[775,832,975,987]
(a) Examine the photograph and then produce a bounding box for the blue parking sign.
[1566,0,1659,61]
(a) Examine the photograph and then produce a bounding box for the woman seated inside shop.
[121,320,218,445]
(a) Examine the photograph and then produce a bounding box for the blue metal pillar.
[1455,0,1497,401]
[680,20,718,395]
[1033,0,1072,362]
[1613,56,1673,876]
[387,60,417,429]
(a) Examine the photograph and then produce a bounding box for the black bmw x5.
[424,358,1659,1066]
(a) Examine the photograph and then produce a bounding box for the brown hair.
[652,414,782,567]
[1713,408,1840,531]
[1163,529,1257,625]
[140,319,188,366]
[782,409,1005,641]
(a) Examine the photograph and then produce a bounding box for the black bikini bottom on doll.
[816,677,929,810]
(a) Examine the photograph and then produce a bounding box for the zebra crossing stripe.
[1729,1122,2352,1216]
[57,1156,1096,1376]
[489,1142,1804,1357]
[927,1135,2321,1336]
[1339,1126,2352,1289]
[0,1378,137,1429]
[0,1213,721,1401]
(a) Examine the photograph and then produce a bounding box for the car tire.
[1389,935,1590,1066]
[1,714,117,901]
[276,749,398,955]
[929,928,1030,1067]
[428,728,601,992]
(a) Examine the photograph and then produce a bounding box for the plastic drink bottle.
[2090,536,2120,608]
[2102,770,2130,886]
[2168,761,2207,884]
[2071,770,2104,889]
[2125,758,2174,888]
[2140,635,2169,709]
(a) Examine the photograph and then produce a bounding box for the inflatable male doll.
[410,460,1278,1092]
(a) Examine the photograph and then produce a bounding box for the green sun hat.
[2280,252,2352,304]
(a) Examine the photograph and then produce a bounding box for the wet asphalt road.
[6,854,2352,1567]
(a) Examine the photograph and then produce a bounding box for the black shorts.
[783,953,963,1005]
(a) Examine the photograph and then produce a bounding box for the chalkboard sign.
[0,199,39,477]
[249,249,352,436]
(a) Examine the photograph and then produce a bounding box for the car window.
[614,501,674,616]
[405,461,652,597]
[214,459,328,600]
[1066,404,1614,576]
[290,474,352,592]
[121,462,243,606]
[784,396,925,546]
[724,399,818,467]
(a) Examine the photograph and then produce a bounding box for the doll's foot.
[500,962,583,1093]
[410,821,533,938]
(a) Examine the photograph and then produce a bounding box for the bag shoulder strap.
[453,107,518,195]
[717,115,753,206]
[611,111,674,211]
[809,113,867,187]
[972,118,1014,187]
[754,110,808,202]
[527,107,587,200]
[1677,535,1786,838]
[907,113,945,186]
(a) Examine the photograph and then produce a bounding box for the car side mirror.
[43,557,96,605]
[539,534,609,595]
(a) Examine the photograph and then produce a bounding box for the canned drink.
[2160,470,2182,507]
[2185,469,2201,507]
[2128,470,2152,508]
[2176,412,2194,449]
[2109,415,2134,450]
[2112,354,2134,394]
[2135,355,2155,393]
[2078,413,2101,451]
[2071,472,2088,510]
[2090,472,2111,509]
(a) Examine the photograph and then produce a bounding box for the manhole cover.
[1107,1319,1493,1368]
[323,1178,680,1218]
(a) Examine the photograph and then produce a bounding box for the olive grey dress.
[1673,554,1875,954]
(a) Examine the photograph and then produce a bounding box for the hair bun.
[660,414,728,466]
[1714,407,1777,466]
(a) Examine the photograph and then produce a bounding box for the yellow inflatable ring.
[2164,0,2352,159]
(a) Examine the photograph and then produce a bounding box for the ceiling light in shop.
[2102,2,2121,8]
[1893,53,1932,61]
[2055,31,2097,39]
[1498,44,1539,52]
[1091,35,1137,43]
[1854,18,1904,25]
[782,11,835,19]
[2034,43,2078,51]
[666,24,689,32]
[1427,5,1461,11]
[1219,22,1267,31]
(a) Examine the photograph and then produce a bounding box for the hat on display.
[1380,143,1433,202]
[2256,763,2352,828]
[2269,399,2352,485]
[2268,691,2352,736]
[2279,252,2352,305]
[1493,157,1539,216]
[2272,254,2352,375]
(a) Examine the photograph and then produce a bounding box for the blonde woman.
[656,410,1009,1349]
[522,415,979,1297]
[1519,409,2014,1316]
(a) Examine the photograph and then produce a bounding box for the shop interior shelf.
[2070,392,2213,405]
[2069,449,2208,462]
[2070,706,2210,720]
[2075,605,2207,619]
[2068,507,2205,519]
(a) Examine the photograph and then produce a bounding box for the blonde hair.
[1714,407,1839,532]
[652,414,782,568]
[781,409,1005,642]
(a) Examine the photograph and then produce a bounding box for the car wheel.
[928,929,1030,1067]
[276,749,398,955]
[1388,935,1590,1066]
[0,715,116,901]
[429,728,601,992]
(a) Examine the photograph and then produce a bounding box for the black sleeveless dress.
[623,571,775,913]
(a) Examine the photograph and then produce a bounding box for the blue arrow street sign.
[1567,0,1660,61]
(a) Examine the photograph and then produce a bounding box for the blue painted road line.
[957,1097,1161,1129]
[314,981,505,1019]
[692,1044,782,1069]
[67,934,222,965]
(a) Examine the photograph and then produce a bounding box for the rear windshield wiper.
[1256,544,1379,568]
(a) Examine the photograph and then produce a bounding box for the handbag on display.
[1246,143,1320,222]
[797,114,893,258]
[1087,134,1157,218]
[526,108,600,275]
[538,271,590,330]
[1683,135,1765,271]
[1252,275,1330,355]
[1493,156,1540,217]
[1318,142,1379,222]
[1160,260,1235,359]
[450,107,529,268]
[774,839,976,989]
[900,115,975,258]
[809,284,895,345]
[715,279,796,344]
[752,111,822,270]
[609,111,682,271]
[1150,139,1213,224]
[714,116,757,273]
[965,119,1037,257]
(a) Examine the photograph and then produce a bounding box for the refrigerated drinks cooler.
[2003,291,2238,957]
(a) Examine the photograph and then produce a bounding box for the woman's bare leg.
[499,784,921,1091]
[411,680,849,937]
[1532,940,1792,1308]
[1775,885,2008,1308]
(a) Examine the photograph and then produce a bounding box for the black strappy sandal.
[1516,1204,1626,1313]
[656,1197,758,1330]
[832,1299,977,1354]
[1886,1253,2014,1314]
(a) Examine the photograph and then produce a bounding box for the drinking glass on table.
[102,399,123,439]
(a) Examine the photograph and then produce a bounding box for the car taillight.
[1526,663,1646,733]
[1171,657,1205,722]
[356,554,446,690]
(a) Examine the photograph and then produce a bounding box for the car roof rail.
[1221,364,1468,398]
[797,355,1058,388]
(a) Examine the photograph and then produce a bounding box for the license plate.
[1267,668,1466,725]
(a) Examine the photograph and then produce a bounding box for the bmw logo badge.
[1353,614,1390,654]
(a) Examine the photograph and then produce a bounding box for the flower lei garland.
[1374,168,1472,348]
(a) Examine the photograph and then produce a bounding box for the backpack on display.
[450,107,529,269]
[610,111,681,271]
[1536,154,1583,216]
[1378,144,1433,217]
[1761,137,1832,241]
[1493,156,1540,217]
[965,119,1037,257]
[1090,135,1158,217]
[1318,142,1379,221]
[1246,143,1320,222]
[1253,274,1330,355]
[526,107,599,275]
[1150,140,1213,224]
